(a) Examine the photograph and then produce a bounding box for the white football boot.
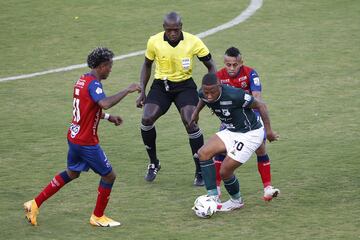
[263,186,280,201]
[217,198,244,212]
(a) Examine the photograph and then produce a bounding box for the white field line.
[0,0,263,82]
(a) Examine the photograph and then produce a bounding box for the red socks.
[214,160,222,187]
[35,171,71,207]
[93,180,113,217]
[257,155,271,188]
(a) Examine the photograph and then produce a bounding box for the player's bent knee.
[141,116,156,126]
[66,169,80,179]
[197,147,211,161]
[219,168,232,180]
[102,171,116,183]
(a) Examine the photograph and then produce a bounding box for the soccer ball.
[192,195,218,218]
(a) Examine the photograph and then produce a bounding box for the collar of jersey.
[215,86,223,102]
[163,32,184,47]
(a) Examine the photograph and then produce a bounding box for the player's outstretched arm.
[98,83,141,110]
[136,57,153,108]
[190,100,206,125]
[250,98,279,142]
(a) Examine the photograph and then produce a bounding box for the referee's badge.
[182,58,190,69]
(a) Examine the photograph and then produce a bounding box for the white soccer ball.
[192,195,218,218]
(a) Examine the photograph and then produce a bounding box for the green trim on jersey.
[199,85,262,133]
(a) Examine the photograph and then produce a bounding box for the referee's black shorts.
[145,78,199,114]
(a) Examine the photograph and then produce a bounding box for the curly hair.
[87,47,114,69]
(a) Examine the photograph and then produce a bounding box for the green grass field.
[1,0,359,239]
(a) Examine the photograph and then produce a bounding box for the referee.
[136,12,216,186]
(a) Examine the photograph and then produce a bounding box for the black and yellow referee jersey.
[145,31,210,82]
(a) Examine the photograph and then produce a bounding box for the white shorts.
[216,127,264,163]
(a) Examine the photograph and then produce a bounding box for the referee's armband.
[197,53,212,62]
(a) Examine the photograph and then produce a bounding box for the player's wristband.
[104,113,110,120]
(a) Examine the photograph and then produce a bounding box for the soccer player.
[215,47,280,201]
[191,73,279,211]
[23,47,141,227]
[136,12,216,186]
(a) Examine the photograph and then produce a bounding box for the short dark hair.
[202,73,218,86]
[164,11,182,25]
[225,47,241,58]
[87,47,114,69]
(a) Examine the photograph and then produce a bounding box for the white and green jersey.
[199,85,262,133]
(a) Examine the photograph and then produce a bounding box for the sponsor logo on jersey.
[220,101,232,105]
[95,87,103,94]
[223,123,235,129]
[238,76,247,81]
[220,79,230,84]
[75,79,86,88]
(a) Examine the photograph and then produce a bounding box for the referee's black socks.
[141,124,159,166]
[188,129,204,174]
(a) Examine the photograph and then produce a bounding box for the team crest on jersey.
[221,109,230,116]
[241,81,248,88]
[95,87,103,94]
[69,123,80,138]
